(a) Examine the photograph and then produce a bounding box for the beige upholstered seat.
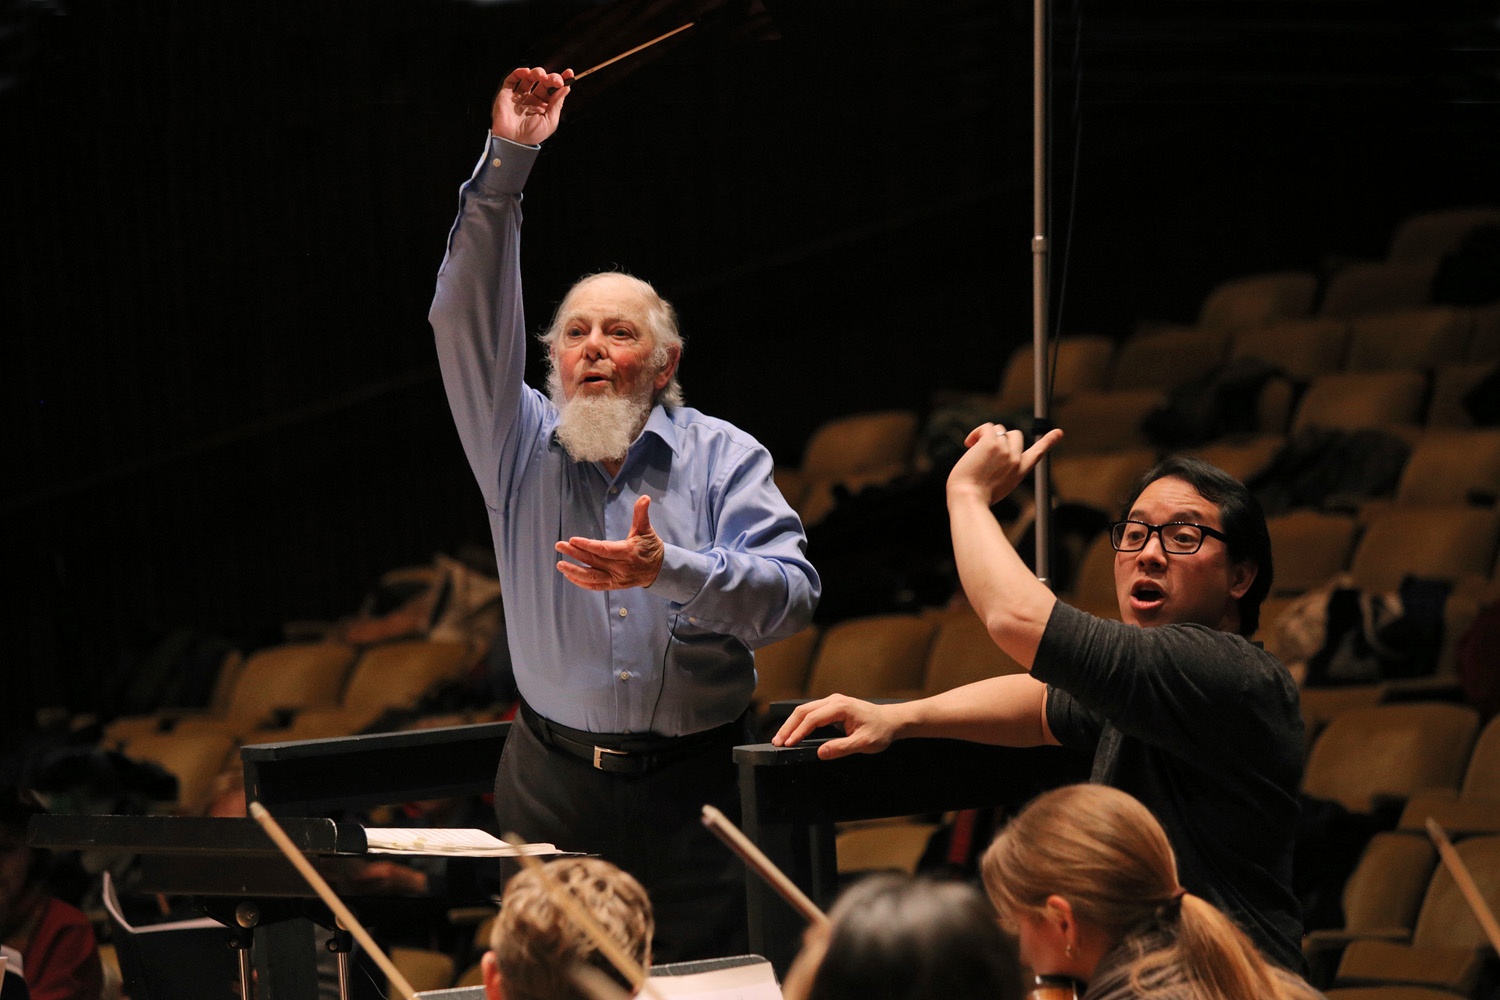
[1347,505,1500,594]
[1108,327,1232,392]
[1303,832,1438,986]
[1049,448,1157,516]
[1386,206,1500,263]
[1052,389,1165,454]
[1345,309,1470,373]
[1230,318,1352,381]
[802,614,938,701]
[1334,835,1500,996]
[1318,261,1438,320]
[272,639,474,740]
[994,335,1115,412]
[1391,429,1500,507]
[1466,302,1500,362]
[920,608,1027,696]
[120,732,239,815]
[1266,510,1358,596]
[1303,703,1481,815]
[1195,271,1320,332]
[117,641,359,743]
[1062,533,1121,621]
[1291,371,1428,435]
[1188,435,1286,484]
[1400,714,1500,838]
[1426,362,1494,429]
[752,626,821,709]
[780,410,919,526]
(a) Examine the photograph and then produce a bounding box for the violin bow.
[249,803,419,1000]
[701,804,830,928]
[1424,817,1500,955]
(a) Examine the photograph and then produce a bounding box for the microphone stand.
[1029,0,1055,589]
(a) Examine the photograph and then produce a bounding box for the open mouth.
[1130,581,1166,609]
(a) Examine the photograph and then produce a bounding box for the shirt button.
[491,158,502,167]
[618,671,630,681]
[618,608,628,618]
[609,486,619,495]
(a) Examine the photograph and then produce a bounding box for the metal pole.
[1031,0,1054,589]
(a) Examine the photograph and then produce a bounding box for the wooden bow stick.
[504,833,666,1000]
[248,802,419,1000]
[574,22,695,81]
[570,965,635,1000]
[1425,817,1500,954]
[701,805,830,928]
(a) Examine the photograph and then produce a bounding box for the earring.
[1065,944,1075,958]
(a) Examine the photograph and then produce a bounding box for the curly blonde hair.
[490,858,654,1000]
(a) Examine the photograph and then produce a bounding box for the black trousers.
[493,711,754,963]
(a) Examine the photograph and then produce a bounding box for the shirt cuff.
[470,134,540,196]
[648,543,712,606]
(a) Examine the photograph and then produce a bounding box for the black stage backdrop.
[2,0,1496,732]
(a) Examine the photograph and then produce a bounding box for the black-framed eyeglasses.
[1108,520,1229,555]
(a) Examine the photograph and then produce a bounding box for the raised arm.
[428,67,572,506]
[946,422,1064,667]
[773,422,1064,759]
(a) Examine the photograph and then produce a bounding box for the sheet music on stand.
[363,828,565,858]
[645,961,781,999]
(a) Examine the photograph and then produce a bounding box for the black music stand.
[734,733,1090,974]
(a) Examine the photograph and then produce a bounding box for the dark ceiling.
[2,0,1496,724]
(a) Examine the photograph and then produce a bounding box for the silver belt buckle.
[593,745,627,770]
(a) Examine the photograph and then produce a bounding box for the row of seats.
[1007,302,1497,410]
[1315,829,1500,997]
[1301,704,1500,996]
[752,605,1023,715]
[1048,350,1496,456]
[1021,206,1498,459]
[773,206,1498,523]
[100,638,479,813]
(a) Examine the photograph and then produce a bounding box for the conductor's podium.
[31,719,1087,996]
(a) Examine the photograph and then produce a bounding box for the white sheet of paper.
[363,828,561,857]
[641,961,783,1000]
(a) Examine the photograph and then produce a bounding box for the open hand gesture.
[555,495,664,591]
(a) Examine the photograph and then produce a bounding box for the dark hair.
[1123,456,1273,637]
[807,875,1023,1000]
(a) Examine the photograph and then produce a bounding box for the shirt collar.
[639,404,680,457]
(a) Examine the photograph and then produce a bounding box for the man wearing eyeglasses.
[775,424,1304,973]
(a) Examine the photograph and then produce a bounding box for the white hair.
[539,271,685,408]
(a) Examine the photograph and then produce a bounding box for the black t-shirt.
[1037,601,1305,972]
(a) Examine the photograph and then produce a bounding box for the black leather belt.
[518,701,742,776]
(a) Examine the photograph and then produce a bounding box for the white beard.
[553,390,652,465]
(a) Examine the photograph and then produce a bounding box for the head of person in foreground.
[981,784,1316,1000]
[781,872,1023,1000]
[482,857,653,1000]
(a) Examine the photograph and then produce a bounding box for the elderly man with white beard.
[429,66,820,962]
